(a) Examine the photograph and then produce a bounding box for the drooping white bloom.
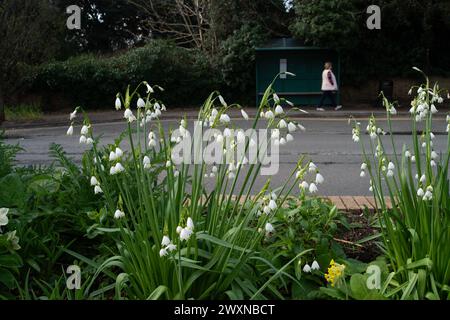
[417,188,424,197]
[94,185,103,194]
[273,93,280,103]
[311,260,320,270]
[66,125,74,136]
[109,166,117,175]
[186,217,194,231]
[360,171,366,178]
[148,139,157,148]
[288,122,297,133]
[70,109,77,121]
[430,160,436,167]
[419,174,426,184]
[297,124,306,132]
[79,135,87,144]
[299,181,309,189]
[423,190,433,201]
[431,151,438,160]
[388,162,395,171]
[109,151,117,162]
[143,156,151,169]
[286,133,294,142]
[390,107,397,115]
[218,95,227,107]
[124,108,136,122]
[114,209,125,219]
[268,199,277,211]
[271,129,280,140]
[90,176,99,186]
[159,248,168,257]
[431,104,438,114]
[315,173,324,184]
[265,222,274,233]
[264,110,274,119]
[303,264,311,273]
[411,155,416,162]
[405,150,411,158]
[115,162,125,173]
[220,113,230,123]
[176,226,182,234]
[180,228,193,241]
[115,97,122,110]
[115,147,123,158]
[308,162,317,173]
[161,236,171,247]
[241,109,249,120]
[81,125,89,135]
[167,243,177,252]
[145,83,154,94]
[86,138,93,145]
[279,137,287,145]
[309,183,318,193]
[274,105,284,115]
[263,206,271,215]
[0,208,9,226]
[387,170,394,177]
[361,163,367,170]
[278,119,287,128]
[137,98,146,108]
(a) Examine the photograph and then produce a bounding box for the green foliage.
[28,40,220,109]
[5,104,43,121]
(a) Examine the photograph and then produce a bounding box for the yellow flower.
[324,259,346,287]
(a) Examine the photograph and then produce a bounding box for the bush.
[27,40,220,110]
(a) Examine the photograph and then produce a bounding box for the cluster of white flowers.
[409,85,444,122]
[360,162,367,178]
[417,185,433,201]
[148,131,157,148]
[303,260,320,273]
[124,108,136,123]
[177,217,194,241]
[66,108,93,144]
[352,122,361,143]
[297,162,323,194]
[386,161,395,178]
[90,176,103,194]
[0,207,9,227]
[109,147,125,175]
[0,208,20,250]
[257,192,278,216]
[114,209,125,219]
[204,165,218,178]
[366,116,385,140]
[159,235,177,257]
[141,102,165,127]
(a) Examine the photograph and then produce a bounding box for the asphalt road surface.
[4,117,449,196]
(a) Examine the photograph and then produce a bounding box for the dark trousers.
[318,90,337,108]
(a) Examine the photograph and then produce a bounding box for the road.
[3,117,449,195]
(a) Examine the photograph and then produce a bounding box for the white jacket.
[321,69,338,91]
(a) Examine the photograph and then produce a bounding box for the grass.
[5,103,43,121]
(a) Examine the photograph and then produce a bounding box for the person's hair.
[324,62,332,69]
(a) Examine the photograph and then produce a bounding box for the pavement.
[2,107,449,197]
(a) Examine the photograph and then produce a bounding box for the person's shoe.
[316,107,325,111]
[334,105,343,111]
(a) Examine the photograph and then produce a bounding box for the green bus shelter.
[256,38,340,106]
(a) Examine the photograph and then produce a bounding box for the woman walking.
[317,62,342,111]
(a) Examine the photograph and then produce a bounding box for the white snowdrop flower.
[405,150,411,158]
[211,165,218,173]
[430,160,436,167]
[279,137,287,145]
[265,110,274,119]
[286,99,294,107]
[66,125,74,136]
[115,97,122,110]
[278,119,287,128]
[286,133,294,142]
[308,162,317,173]
[297,124,306,132]
[271,192,277,200]
[223,128,232,138]
[90,176,99,186]
[161,104,166,111]
[115,147,123,158]
[228,163,236,172]
[273,93,280,103]
[137,98,146,108]
[390,107,397,115]
[148,139,157,148]
[315,173,324,184]
[236,131,246,144]
[387,170,394,177]
[145,83,154,94]
[0,208,9,226]
[427,185,433,192]
[415,174,419,180]
[79,135,87,144]
[161,236,171,247]
[360,171,366,178]
[417,188,424,197]
[176,226,182,234]
[186,217,194,231]
[94,185,103,194]
[220,113,230,123]
[411,156,416,162]
[86,137,93,145]
[419,174,426,184]
[124,109,136,122]
[109,151,117,162]
[180,228,192,241]
[209,173,215,178]
[274,105,284,115]
[423,190,433,201]
[295,171,302,179]
[369,186,373,192]
[218,95,227,107]
[263,206,271,215]
[204,173,208,178]
[431,104,438,114]
[69,109,77,120]
[159,248,168,257]
[165,160,172,168]
[352,134,360,142]
[288,122,297,132]
[115,162,125,173]
[309,183,318,193]
[166,243,177,252]
[260,111,265,118]
[408,88,413,95]
[143,156,151,169]
[311,260,320,270]
[241,109,249,120]
[228,172,235,180]
[431,151,438,159]
[80,125,89,135]
[361,163,367,170]
[303,264,311,273]
[299,181,309,189]
[114,209,125,219]
[388,162,395,170]
[369,132,377,140]
[430,132,435,140]
[422,142,427,148]
[268,199,277,211]
[109,166,117,175]
[265,222,274,233]
[271,129,280,140]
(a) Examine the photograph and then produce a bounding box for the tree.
[0,0,63,122]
